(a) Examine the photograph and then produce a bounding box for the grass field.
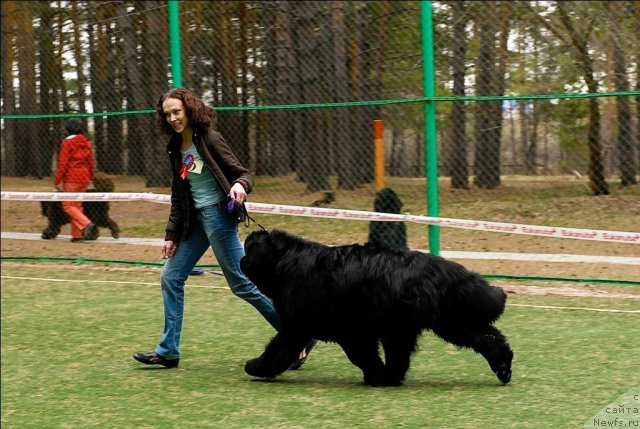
[2,264,639,429]
[2,175,639,428]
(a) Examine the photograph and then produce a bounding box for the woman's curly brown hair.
[156,87,215,135]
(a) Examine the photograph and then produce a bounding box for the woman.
[54,118,96,242]
[133,88,315,369]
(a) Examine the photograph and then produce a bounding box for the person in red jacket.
[54,118,96,242]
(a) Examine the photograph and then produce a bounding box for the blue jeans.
[155,202,282,359]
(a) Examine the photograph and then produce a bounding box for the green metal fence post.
[421,1,440,255]
[168,1,182,88]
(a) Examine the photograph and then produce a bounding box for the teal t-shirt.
[180,144,225,209]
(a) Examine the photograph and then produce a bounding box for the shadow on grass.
[244,374,503,390]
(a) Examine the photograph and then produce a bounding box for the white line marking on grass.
[3,276,639,313]
[441,250,640,265]
[509,303,639,313]
[0,275,227,289]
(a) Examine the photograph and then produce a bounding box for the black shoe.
[83,223,96,240]
[133,351,180,368]
[70,238,85,243]
[289,339,318,370]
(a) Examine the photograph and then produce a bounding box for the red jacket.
[54,134,95,185]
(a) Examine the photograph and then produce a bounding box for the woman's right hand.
[162,240,176,259]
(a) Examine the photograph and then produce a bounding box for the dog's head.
[374,187,403,214]
[92,172,115,192]
[241,229,316,298]
[241,230,281,297]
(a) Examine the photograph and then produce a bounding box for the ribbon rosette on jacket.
[180,153,195,180]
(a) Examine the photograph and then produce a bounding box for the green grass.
[2,266,638,428]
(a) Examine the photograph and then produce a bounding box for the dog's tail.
[444,275,507,325]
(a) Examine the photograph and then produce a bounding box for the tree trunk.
[238,2,251,167]
[119,1,144,175]
[248,4,262,173]
[179,2,191,89]
[1,1,17,175]
[524,36,539,175]
[261,1,294,176]
[71,1,87,122]
[527,101,540,175]
[449,1,469,190]
[508,105,516,174]
[473,2,499,189]
[105,3,124,174]
[340,1,371,189]
[332,1,353,188]
[636,2,640,178]
[218,2,245,165]
[485,2,510,180]
[293,1,330,192]
[190,2,204,95]
[557,4,609,195]
[89,4,108,172]
[37,2,55,178]
[14,1,37,177]
[354,2,374,185]
[519,100,530,173]
[611,26,636,186]
[54,1,68,115]
[142,0,170,187]
[390,129,400,176]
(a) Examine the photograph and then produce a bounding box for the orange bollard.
[374,120,385,192]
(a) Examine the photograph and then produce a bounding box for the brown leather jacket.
[165,128,254,242]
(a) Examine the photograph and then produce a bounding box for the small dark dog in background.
[367,187,407,251]
[41,172,120,240]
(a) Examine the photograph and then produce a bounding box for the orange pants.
[62,182,92,239]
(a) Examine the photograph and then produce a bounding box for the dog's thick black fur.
[241,229,513,387]
[41,173,120,240]
[367,187,407,250]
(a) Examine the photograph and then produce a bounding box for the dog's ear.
[244,230,270,251]
[246,230,267,242]
[269,229,297,255]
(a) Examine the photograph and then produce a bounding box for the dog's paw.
[364,371,403,387]
[244,357,276,379]
[41,229,58,239]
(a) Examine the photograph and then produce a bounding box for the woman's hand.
[162,240,176,259]
[229,182,247,204]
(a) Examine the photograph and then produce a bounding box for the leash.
[228,194,266,231]
[241,203,267,231]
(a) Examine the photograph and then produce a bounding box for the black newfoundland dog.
[240,229,513,387]
[41,173,120,240]
[367,187,407,251]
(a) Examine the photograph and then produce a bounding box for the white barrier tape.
[1,191,171,204]
[3,191,639,244]
[247,202,640,244]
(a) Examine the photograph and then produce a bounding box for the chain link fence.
[1,1,639,250]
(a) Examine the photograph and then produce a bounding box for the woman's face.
[162,97,190,134]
